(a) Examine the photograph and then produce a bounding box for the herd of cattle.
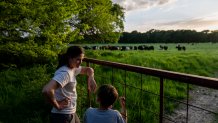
[82,44,186,51]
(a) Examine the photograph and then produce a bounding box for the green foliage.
[0,41,57,69]
[71,0,125,43]
[1,0,80,45]
[0,65,53,123]
[0,0,81,68]
[0,0,125,68]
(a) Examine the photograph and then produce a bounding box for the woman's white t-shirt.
[51,65,82,114]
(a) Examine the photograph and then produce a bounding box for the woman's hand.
[80,67,97,93]
[57,97,71,110]
[88,76,97,93]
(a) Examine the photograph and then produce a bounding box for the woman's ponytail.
[56,53,68,69]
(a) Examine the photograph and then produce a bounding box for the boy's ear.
[96,97,101,102]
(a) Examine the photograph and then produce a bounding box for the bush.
[0,42,57,69]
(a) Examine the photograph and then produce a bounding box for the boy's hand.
[119,96,126,108]
[119,96,127,122]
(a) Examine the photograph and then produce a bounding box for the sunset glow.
[113,0,218,32]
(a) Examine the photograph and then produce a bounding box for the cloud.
[112,0,176,11]
[157,18,218,29]
[129,18,218,32]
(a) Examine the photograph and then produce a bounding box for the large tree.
[70,0,125,43]
[0,0,125,68]
[1,0,81,46]
[0,0,81,68]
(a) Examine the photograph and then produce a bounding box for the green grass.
[0,65,53,123]
[0,43,218,123]
[85,43,218,76]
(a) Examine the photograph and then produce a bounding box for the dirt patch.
[164,86,218,123]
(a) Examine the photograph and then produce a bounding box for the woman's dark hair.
[57,46,84,69]
[97,84,118,107]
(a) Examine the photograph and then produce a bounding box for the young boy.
[83,84,127,123]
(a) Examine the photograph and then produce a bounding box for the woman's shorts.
[50,113,80,123]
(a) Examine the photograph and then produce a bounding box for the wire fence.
[77,58,218,123]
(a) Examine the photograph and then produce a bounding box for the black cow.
[176,44,186,51]
[148,46,154,50]
[121,46,130,51]
[83,46,91,50]
[160,45,168,50]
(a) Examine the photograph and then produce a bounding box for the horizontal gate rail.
[84,58,218,89]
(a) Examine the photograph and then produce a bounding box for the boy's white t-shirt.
[51,65,82,114]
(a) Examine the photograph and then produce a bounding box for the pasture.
[0,43,218,123]
[84,43,218,77]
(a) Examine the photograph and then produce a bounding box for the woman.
[42,46,97,123]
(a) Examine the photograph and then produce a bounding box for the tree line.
[119,29,218,43]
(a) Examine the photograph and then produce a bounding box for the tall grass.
[0,65,54,123]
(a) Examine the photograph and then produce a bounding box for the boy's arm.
[119,97,127,123]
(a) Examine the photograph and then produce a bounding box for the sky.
[112,0,218,32]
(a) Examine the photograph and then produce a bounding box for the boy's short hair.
[97,84,118,107]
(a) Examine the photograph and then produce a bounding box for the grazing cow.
[129,46,133,50]
[148,46,154,50]
[163,46,168,50]
[176,44,186,51]
[138,45,144,50]
[160,45,163,50]
[176,44,181,50]
[182,46,186,51]
[137,45,154,51]
[144,45,149,50]
[100,46,109,50]
[92,46,99,50]
[121,46,130,51]
[83,46,91,50]
[109,46,120,50]
[160,45,168,50]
